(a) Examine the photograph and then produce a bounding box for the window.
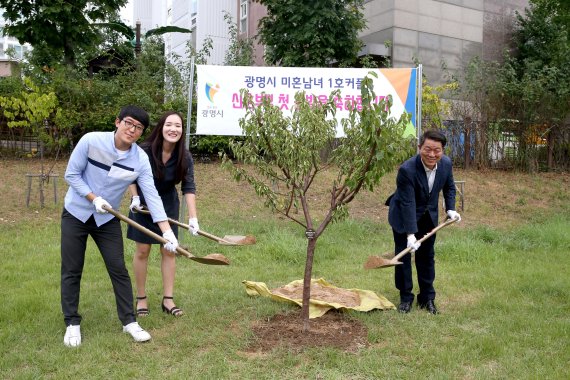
[240,0,248,33]
[14,45,22,59]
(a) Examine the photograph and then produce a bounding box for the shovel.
[364,217,458,270]
[135,208,256,246]
[102,205,230,265]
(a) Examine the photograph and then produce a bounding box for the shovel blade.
[364,255,403,269]
[190,253,230,265]
[220,235,256,246]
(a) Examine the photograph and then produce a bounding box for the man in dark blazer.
[387,129,461,314]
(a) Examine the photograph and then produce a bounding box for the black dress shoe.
[398,301,412,314]
[418,300,438,314]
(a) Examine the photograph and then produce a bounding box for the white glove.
[92,196,111,214]
[188,217,200,236]
[407,234,421,252]
[162,229,179,253]
[447,210,461,222]
[129,196,141,212]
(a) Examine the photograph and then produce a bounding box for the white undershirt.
[421,160,437,193]
[115,147,129,159]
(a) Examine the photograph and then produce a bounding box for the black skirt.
[126,189,181,244]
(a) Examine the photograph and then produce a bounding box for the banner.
[196,65,418,137]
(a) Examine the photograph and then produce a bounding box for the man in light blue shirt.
[61,105,179,347]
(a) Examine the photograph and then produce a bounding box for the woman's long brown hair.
[140,111,189,182]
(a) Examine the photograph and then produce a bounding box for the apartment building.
[131,0,236,65]
[0,11,31,77]
[0,12,30,60]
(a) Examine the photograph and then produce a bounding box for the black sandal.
[161,296,183,317]
[136,296,149,317]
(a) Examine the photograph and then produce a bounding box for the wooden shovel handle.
[135,208,231,244]
[102,205,195,259]
[392,217,458,262]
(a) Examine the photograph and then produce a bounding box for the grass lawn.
[0,159,569,379]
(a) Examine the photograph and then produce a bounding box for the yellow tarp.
[243,278,396,319]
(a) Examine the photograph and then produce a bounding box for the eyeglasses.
[123,119,144,133]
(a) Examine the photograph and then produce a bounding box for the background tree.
[223,11,255,66]
[497,0,569,171]
[531,0,570,32]
[222,75,412,329]
[1,0,127,67]
[0,77,59,205]
[445,0,570,172]
[449,57,504,169]
[254,0,366,67]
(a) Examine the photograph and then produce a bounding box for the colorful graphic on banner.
[196,65,418,137]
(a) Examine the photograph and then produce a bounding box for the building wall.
[362,0,486,82]
[132,0,167,32]
[242,0,267,66]
[170,0,193,59]
[195,0,237,64]
[361,0,528,83]
[133,0,236,65]
[130,0,529,78]
[483,0,529,61]
[0,60,19,77]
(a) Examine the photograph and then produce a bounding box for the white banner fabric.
[196,65,417,137]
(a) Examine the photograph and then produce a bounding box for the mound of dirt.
[271,281,361,307]
[245,310,368,354]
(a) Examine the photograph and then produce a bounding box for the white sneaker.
[123,322,151,342]
[64,325,81,347]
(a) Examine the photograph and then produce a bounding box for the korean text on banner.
[196,65,417,137]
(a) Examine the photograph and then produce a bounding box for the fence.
[442,120,570,172]
[0,130,40,155]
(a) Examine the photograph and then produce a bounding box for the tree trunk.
[547,126,554,171]
[300,236,317,332]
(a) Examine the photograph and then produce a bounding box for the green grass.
[1,209,569,379]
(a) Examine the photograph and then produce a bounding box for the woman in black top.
[127,111,199,317]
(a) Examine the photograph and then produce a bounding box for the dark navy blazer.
[387,154,456,234]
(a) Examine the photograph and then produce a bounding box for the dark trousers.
[61,209,135,326]
[393,212,437,304]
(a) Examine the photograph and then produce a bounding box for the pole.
[185,56,195,151]
[417,64,423,152]
[135,21,142,57]
[180,57,196,246]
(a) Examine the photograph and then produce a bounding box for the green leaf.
[145,26,192,38]
[93,22,135,40]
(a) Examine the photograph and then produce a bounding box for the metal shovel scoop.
[364,217,459,270]
[135,208,256,246]
[103,205,230,265]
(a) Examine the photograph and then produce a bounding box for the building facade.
[129,0,529,82]
[0,12,30,62]
[237,0,267,66]
[131,0,236,65]
[359,0,529,82]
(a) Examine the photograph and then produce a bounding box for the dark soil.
[245,310,368,354]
